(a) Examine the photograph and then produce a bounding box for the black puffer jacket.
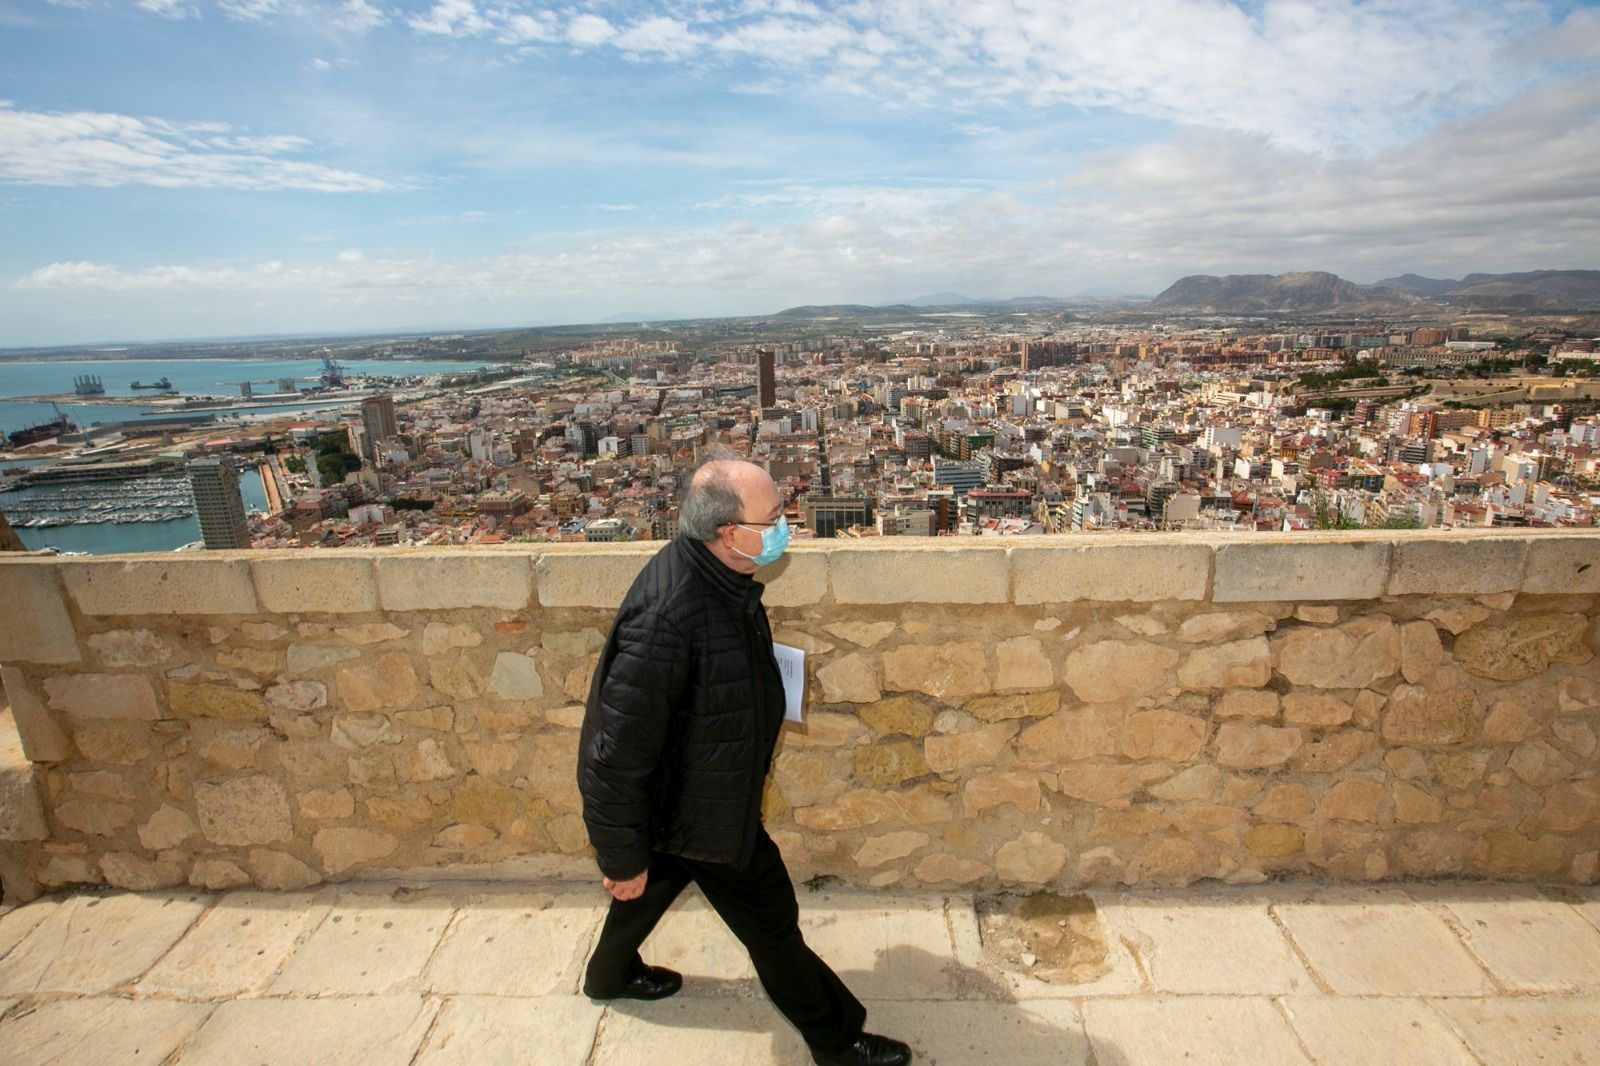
[577,534,785,880]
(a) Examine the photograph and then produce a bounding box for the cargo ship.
[131,376,173,390]
[5,413,77,448]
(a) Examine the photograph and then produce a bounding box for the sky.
[0,0,1598,347]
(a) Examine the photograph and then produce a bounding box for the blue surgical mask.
[735,515,790,566]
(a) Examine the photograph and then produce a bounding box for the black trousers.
[584,829,867,1053]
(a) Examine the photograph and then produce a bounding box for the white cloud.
[135,0,196,17]
[567,13,617,46]
[334,0,386,32]
[354,1,1585,157]
[613,16,702,58]
[218,0,297,20]
[408,0,491,37]
[0,104,397,192]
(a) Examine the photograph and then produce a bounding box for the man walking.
[577,456,912,1066]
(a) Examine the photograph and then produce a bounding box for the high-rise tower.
[360,394,398,461]
[758,349,776,409]
[188,457,249,549]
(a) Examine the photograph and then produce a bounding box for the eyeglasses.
[722,519,781,528]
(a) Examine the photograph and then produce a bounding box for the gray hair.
[680,451,748,540]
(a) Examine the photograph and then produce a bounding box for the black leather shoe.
[811,1033,912,1066]
[585,964,683,1002]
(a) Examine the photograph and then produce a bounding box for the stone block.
[87,629,173,668]
[62,556,259,615]
[1017,707,1121,764]
[252,555,376,614]
[195,775,293,845]
[1176,610,1275,644]
[995,636,1054,689]
[994,830,1067,882]
[852,831,929,867]
[965,691,1059,723]
[1435,886,1600,993]
[167,681,269,722]
[44,673,158,722]
[1063,640,1177,703]
[1273,616,1399,689]
[1011,540,1210,603]
[336,651,423,712]
[1388,535,1526,595]
[314,827,399,875]
[1456,613,1592,681]
[1,667,72,762]
[0,560,80,664]
[0,718,47,842]
[1215,722,1303,769]
[374,551,534,610]
[881,641,990,700]
[1523,533,1600,594]
[830,543,1008,604]
[1381,685,1480,747]
[923,720,1018,773]
[535,546,657,608]
[816,651,881,704]
[1214,538,1389,602]
[486,651,543,700]
[1177,637,1271,690]
[1121,710,1207,761]
[760,546,828,607]
[858,696,934,737]
[963,770,1041,815]
[853,740,929,785]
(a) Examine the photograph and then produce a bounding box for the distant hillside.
[1151,271,1418,313]
[1374,270,1600,308]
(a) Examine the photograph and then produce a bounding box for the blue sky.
[1,0,1597,346]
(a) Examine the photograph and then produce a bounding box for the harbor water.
[1,355,490,554]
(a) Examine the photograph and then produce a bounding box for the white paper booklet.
[771,643,806,723]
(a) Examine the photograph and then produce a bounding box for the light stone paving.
[1,881,1599,1065]
[1,998,215,1066]
[1277,998,1481,1066]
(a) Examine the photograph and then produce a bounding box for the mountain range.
[1152,269,1600,314]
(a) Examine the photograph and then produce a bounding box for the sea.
[1,356,490,554]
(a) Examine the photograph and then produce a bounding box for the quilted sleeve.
[578,607,691,880]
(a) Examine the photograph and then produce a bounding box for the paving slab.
[863,999,1089,1065]
[798,892,961,1000]
[589,997,811,1066]
[177,993,437,1065]
[424,890,603,997]
[1082,997,1312,1066]
[0,996,213,1066]
[0,898,58,962]
[1433,997,1600,1065]
[1271,888,1495,996]
[635,889,757,994]
[1278,998,1480,1066]
[1422,884,1600,993]
[412,994,602,1066]
[1118,899,1315,994]
[1563,885,1600,935]
[0,890,210,996]
[140,890,335,998]
[267,890,455,995]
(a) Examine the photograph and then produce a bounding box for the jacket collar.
[676,533,764,607]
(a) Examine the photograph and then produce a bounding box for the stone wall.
[1,531,1598,901]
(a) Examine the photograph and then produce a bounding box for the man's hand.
[602,871,648,901]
